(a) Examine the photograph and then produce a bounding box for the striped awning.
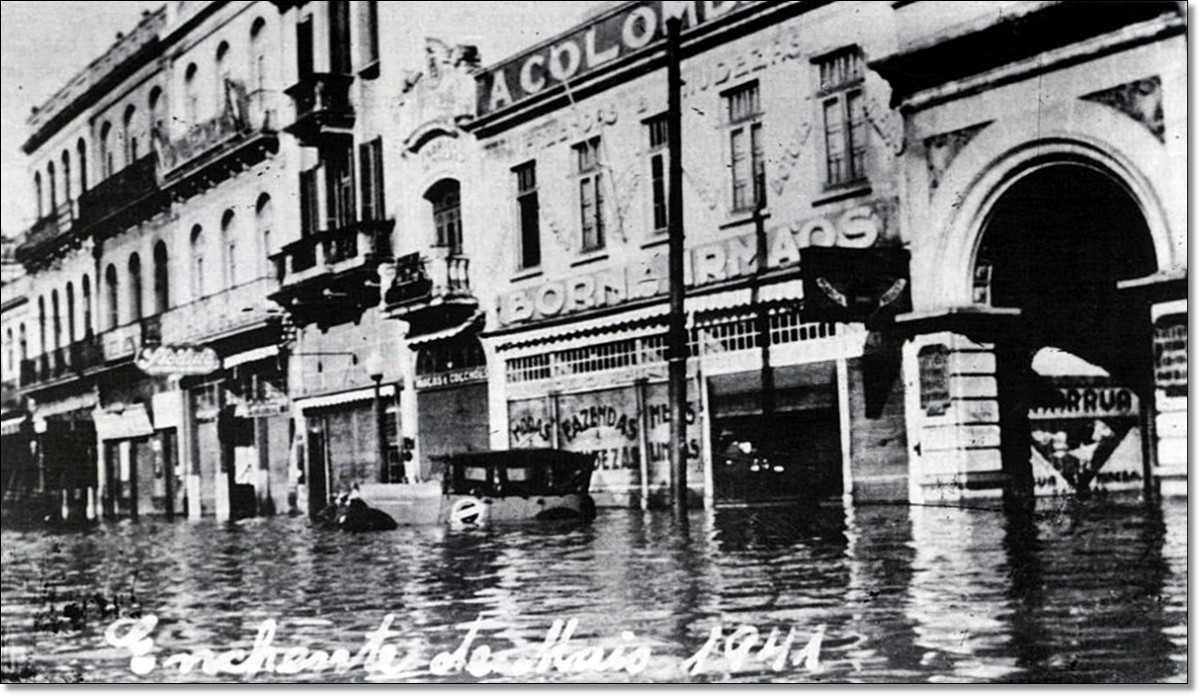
[1,415,27,436]
[224,345,279,369]
[295,384,397,412]
[407,310,485,347]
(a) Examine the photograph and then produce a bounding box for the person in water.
[335,486,398,532]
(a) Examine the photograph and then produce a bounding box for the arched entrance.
[973,163,1159,500]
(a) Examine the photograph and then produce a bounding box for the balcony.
[75,153,164,242]
[283,72,355,146]
[383,247,478,332]
[100,316,160,364]
[160,276,282,345]
[16,334,104,392]
[270,220,394,328]
[14,204,75,269]
[158,103,279,201]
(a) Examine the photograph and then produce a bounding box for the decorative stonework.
[1080,76,1165,143]
[923,121,992,193]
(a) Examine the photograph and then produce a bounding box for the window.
[65,282,76,343]
[105,265,119,329]
[19,324,27,362]
[148,87,163,138]
[153,241,169,313]
[514,162,541,268]
[51,290,61,349]
[329,0,352,75]
[256,194,273,278]
[34,172,43,219]
[4,329,11,375]
[123,105,138,165]
[221,210,237,288]
[37,297,45,354]
[359,1,380,76]
[575,137,605,252]
[646,114,669,232]
[297,17,314,80]
[100,122,114,178]
[61,150,72,205]
[725,82,764,211]
[77,139,88,193]
[128,253,143,321]
[184,63,199,124]
[81,275,92,336]
[299,168,319,235]
[427,179,462,252]
[324,146,356,229]
[359,137,385,221]
[190,225,205,299]
[47,163,57,212]
[817,48,867,187]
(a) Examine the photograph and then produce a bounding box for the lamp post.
[365,351,387,483]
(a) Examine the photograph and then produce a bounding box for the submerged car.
[352,449,597,527]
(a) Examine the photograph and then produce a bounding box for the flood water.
[0,495,1186,683]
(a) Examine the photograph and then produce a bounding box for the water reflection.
[0,496,1186,683]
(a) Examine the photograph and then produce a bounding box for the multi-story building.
[1,236,37,516]
[15,1,296,521]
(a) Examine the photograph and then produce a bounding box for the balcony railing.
[277,221,393,285]
[16,334,104,389]
[15,204,75,265]
[75,153,161,233]
[159,276,281,344]
[283,72,355,144]
[385,247,474,308]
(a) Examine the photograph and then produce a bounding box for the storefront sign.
[235,397,291,419]
[477,0,759,117]
[499,202,888,326]
[917,344,951,417]
[415,366,489,391]
[93,404,156,441]
[136,345,221,377]
[1029,381,1141,495]
[1153,313,1186,398]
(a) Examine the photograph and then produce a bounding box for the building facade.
[11,0,1187,521]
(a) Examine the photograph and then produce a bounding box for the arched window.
[4,328,12,375]
[77,138,88,193]
[256,193,273,278]
[65,282,76,343]
[216,41,231,110]
[19,324,27,362]
[100,122,114,178]
[81,274,93,336]
[51,289,61,350]
[221,209,237,288]
[37,296,46,354]
[123,104,138,164]
[128,253,144,320]
[153,240,170,313]
[190,225,205,298]
[148,86,163,139]
[61,150,72,205]
[47,162,57,212]
[426,179,462,253]
[105,264,120,329]
[184,63,199,124]
[250,17,268,97]
[33,172,43,219]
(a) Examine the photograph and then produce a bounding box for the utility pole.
[666,18,688,513]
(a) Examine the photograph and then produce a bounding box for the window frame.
[814,47,868,189]
[723,81,765,213]
[645,113,669,234]
[513,160,541,270]
[574,136,605,253]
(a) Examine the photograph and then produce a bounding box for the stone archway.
[973,162,1159,501]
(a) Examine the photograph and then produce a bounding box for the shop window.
[816,48,867,187]
[725,82,764,212]
[574,137,605,252]
[514,161,540,268]
[417,338,485,375]
[646,114,669,233]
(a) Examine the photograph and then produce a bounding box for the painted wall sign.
[917,344,951,417]
[1029,381,1142,495]
[476,0,759,117]
[498,201,889,326]
[136,345,221,377]
[414,366,489,390]
[1153,313,1186,398]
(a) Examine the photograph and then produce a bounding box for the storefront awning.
[93,404,155,441]
[1,415,27,436]
[32,392,98,418]
[295,384,397,412]
[224,345,279,369]
[407,310,484,347]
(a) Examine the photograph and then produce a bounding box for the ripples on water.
[0,496,1186,683]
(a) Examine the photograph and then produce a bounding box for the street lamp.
[365,351,387,483]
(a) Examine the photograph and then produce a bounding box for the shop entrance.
[974,163,1159,498]
[709,362,842,505]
